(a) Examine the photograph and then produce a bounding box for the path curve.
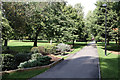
[30,41,100,79]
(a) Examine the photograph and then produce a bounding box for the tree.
[2,2,29,40]
[86,1,118,45]
[0,11,12,46]
[112,2,120,45]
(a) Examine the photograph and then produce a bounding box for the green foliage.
[2,2,85,46]
[2,49,17,55]
[31,47,39,53]
[31,53,43,60]
[15,52,31,64]
[2,54,15,71]
[18,56,52,68]
[44,44,56,54]
[85,1,118,43]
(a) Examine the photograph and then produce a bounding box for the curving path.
[30,41,100,80]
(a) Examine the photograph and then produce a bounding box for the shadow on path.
[30,41,99,79]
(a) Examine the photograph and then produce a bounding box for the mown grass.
[2,40,87,79]
[97,42,119,79]
[7,40,56,52]
[7,40,87,54]
[2,67,48,80]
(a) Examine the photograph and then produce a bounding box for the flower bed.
[0,56,63,76]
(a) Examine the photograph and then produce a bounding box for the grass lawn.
[7,40,87,54]
[2,40,87,79]
[97,42,119,79]
[2,67,48,80]
[7,40,57,52]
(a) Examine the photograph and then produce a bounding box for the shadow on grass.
[106,52,112,56]
[8,46,33,53]
[72,44,87,49]
[66,42,87,49]
[99,57,119,79]
[97,42,119,52]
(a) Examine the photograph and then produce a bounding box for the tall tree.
[0,11,12,46]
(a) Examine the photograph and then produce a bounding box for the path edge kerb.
[95,43,101,80]
[0,58,64,76]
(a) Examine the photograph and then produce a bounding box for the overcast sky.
[66,0,97,17]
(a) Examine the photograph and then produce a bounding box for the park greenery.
[97,42,119,78]
[85,1,120,45]
[0,1,120,79]
[1,2,85,47]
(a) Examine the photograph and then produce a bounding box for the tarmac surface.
[30,41,100,80]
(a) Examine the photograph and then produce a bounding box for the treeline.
[85,1,120,45]
[1,2,86,47]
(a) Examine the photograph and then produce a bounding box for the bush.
[44,45,56,54]
[2,49,18,55]
[38,46,46,55]
[18,56,52,68]
[31,47,39,53]
[31,53,43,60]
[56,43,71,52]
[2,54,15,71]
[14,52,31,67]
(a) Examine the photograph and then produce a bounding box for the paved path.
[30,41,100,79]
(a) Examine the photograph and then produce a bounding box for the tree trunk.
[48,39,50,43]
[50,39,52,45]
[33,32,38,47]
[115,39,117,44]
[118,39,120,45]
[72,39,75,47]
[86,40,87,44]
[96,41,97,43]
[4,39,8,46]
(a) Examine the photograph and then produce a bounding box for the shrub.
[31,53,43,60]
[56,43,71,52]
[2,54,15,71]
[44,45,56,54]
[38,46,46,55]
[31,47,39,53]
[18,56,52,68]
[14,52,31,66]
[18,61,30,68]
[2,49,18,55]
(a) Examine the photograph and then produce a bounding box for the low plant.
[31,47,39,53]
[14,52,31,67]
[2,49,18,55]
[38,46,46,55]
[2,54,15,71]
[31,53,43,60]
[18,56,52,68]
[44,45,56,54]
[56,43,71,53]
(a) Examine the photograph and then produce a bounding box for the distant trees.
[2,2,85,47]
[85,1,119,45]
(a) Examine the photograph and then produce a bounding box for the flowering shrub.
[56,43,71,52]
